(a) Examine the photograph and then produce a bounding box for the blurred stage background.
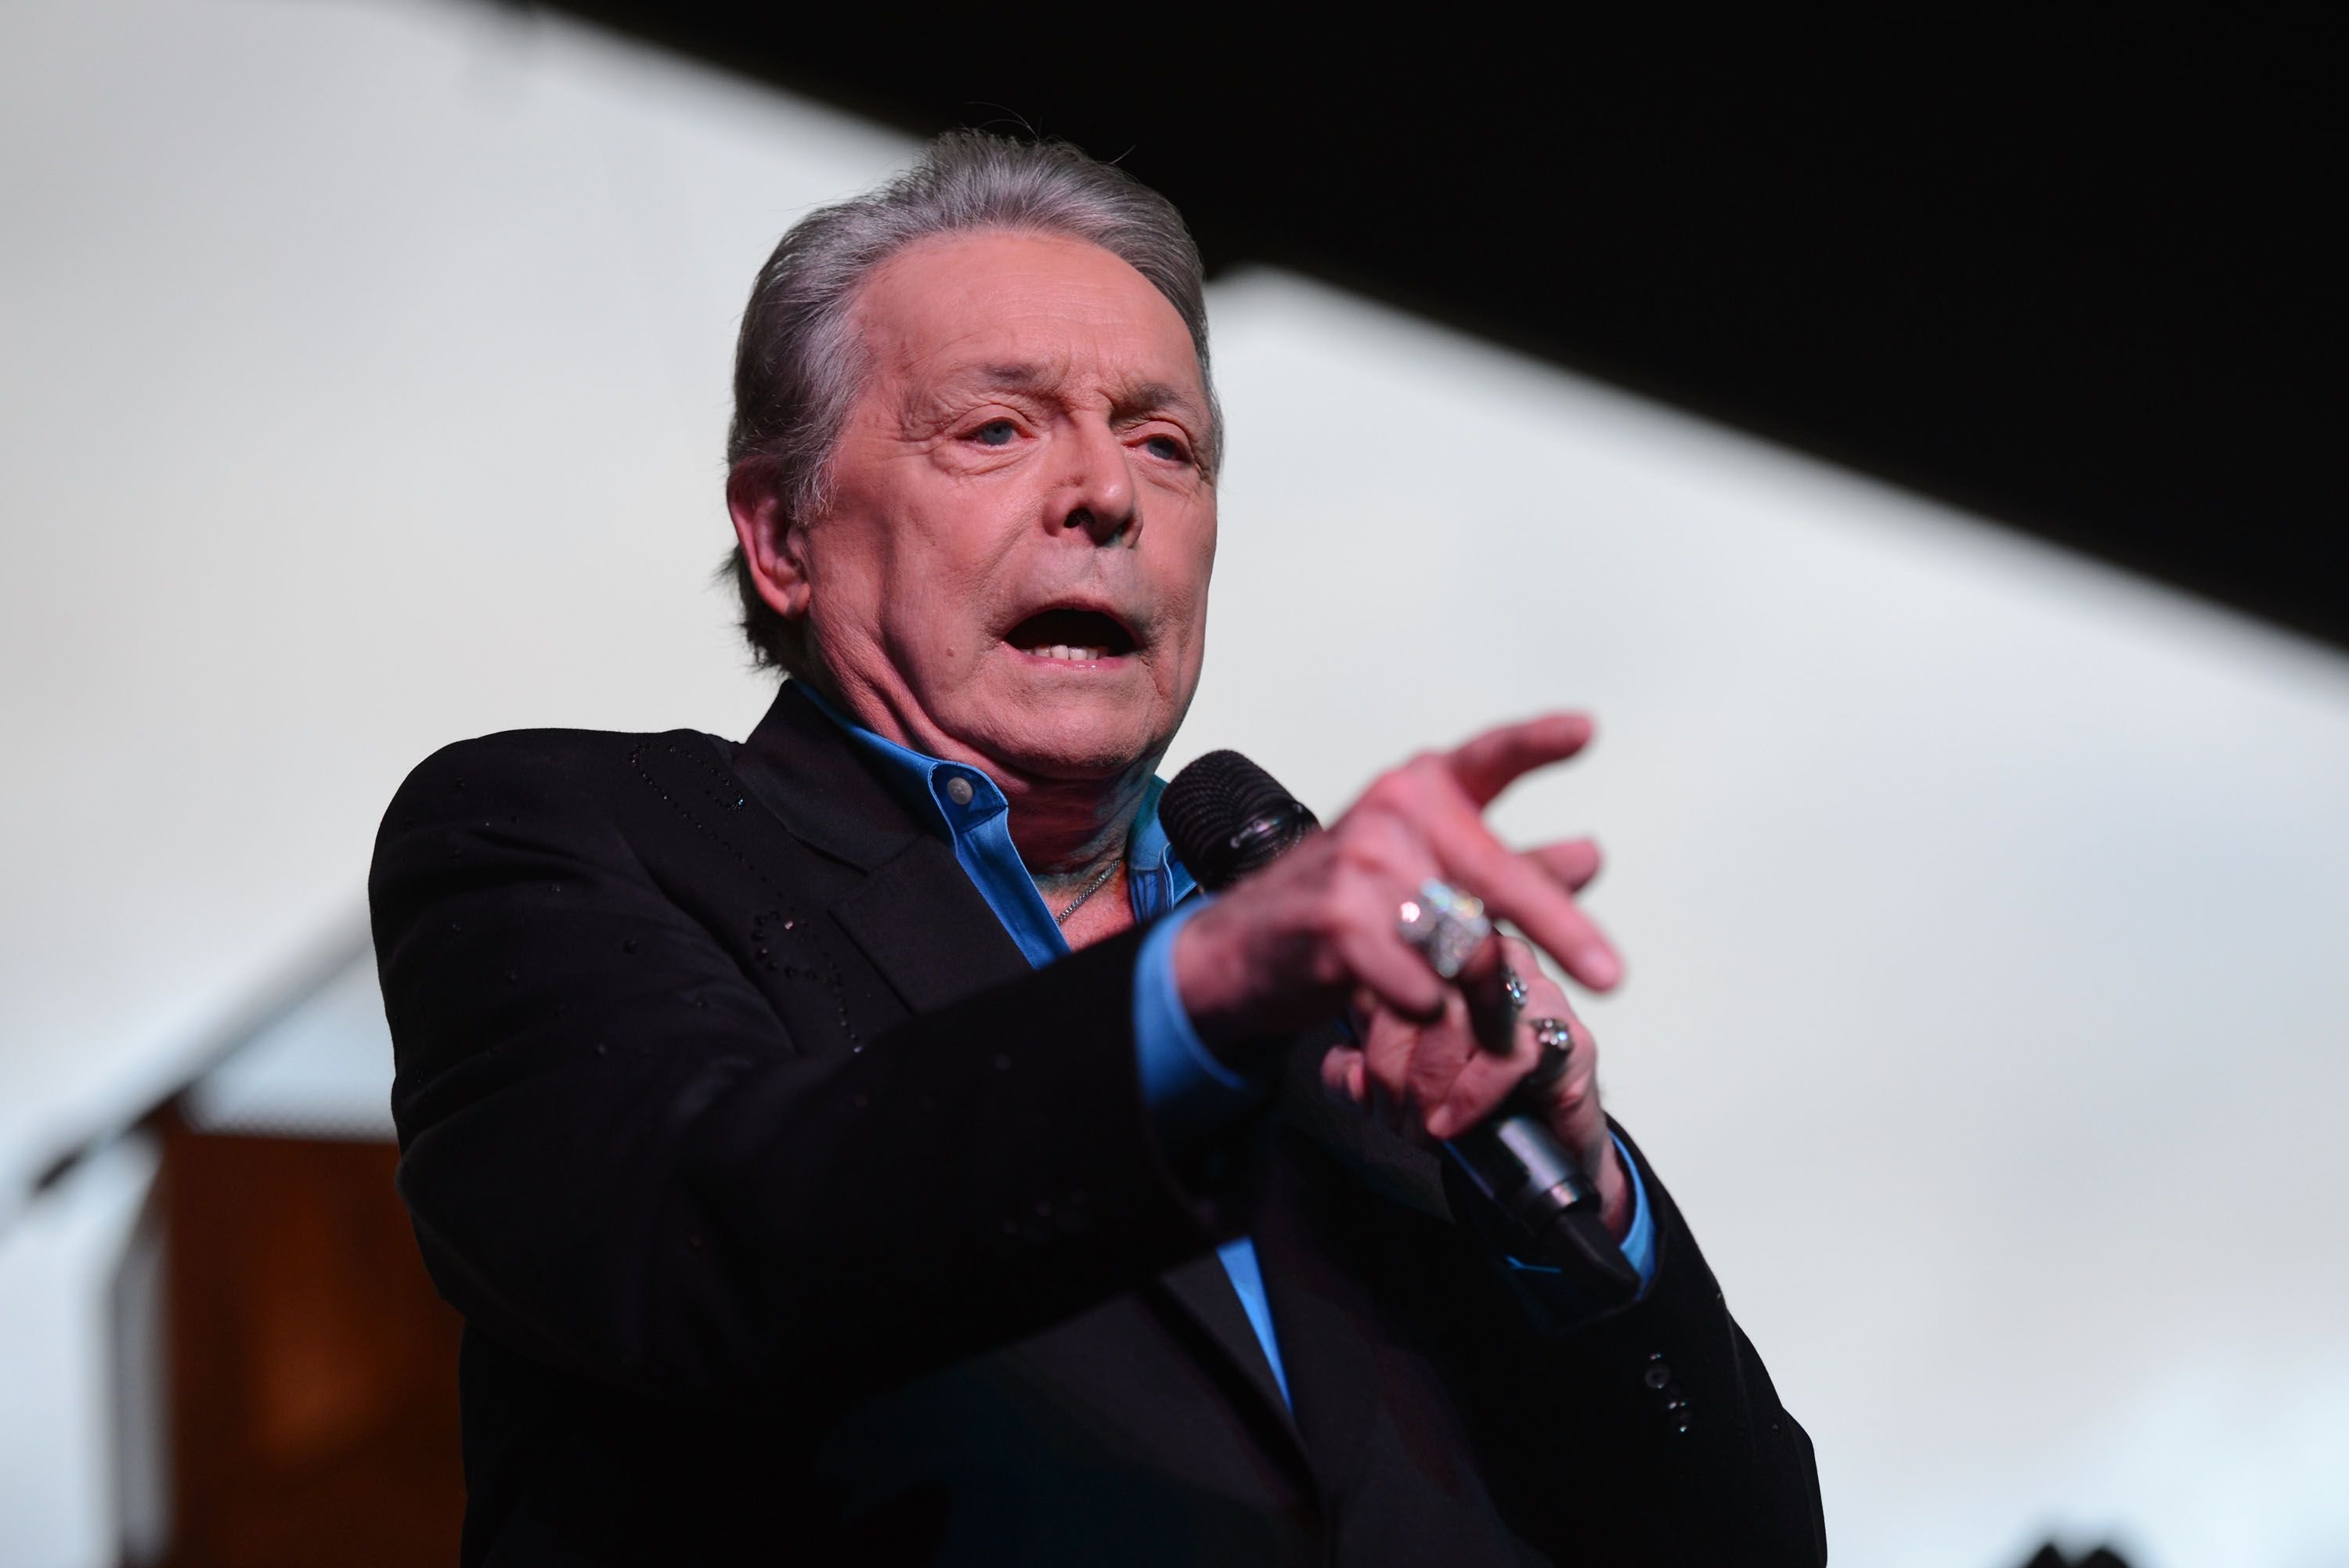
[2,4,2343,1565]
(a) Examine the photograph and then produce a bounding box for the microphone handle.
[1444,1102,1644,1305]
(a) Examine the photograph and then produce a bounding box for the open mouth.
[1005,607,1138,664]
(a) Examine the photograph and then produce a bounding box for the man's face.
[786,230,1218,783]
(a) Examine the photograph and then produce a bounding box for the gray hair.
[724,130,1221,675]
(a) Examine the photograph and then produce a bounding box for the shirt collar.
[794,681,1005,838]
[1126,777,1197,912]
[793,681,1196,904]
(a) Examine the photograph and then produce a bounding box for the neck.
[1009,769,1153,881]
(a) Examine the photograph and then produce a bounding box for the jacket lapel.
[1253,1133,1389,1507]
[1250,1044,1432,1501]
[731,682,925,876]
[830,837,1028,1015]
[1156,1250,1309,1455]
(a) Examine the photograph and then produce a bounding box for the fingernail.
[1582,948,1620,988]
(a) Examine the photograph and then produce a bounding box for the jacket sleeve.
[370,734,1256,1415]
[1451,1126,1829,1566]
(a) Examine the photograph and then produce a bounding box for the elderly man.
[373,133,1825,1566]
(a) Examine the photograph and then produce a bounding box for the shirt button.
[944,776,975,806]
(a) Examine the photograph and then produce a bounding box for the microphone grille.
[1161,749,1318,892]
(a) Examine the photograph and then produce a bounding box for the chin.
[980,700,1166,782]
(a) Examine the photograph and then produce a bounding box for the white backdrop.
[4,3,2345,1564]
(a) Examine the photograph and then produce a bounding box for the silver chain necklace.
[1052,859,1121,925]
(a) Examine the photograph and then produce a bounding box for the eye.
[972,419,1019,448]
[1143,433,1188,463]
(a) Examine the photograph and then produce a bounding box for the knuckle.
[1551,1072,1597,1116]
[1311,881,1371,943]
[1305,943,1351,989]
[1333,829,1389,878]
[1447,1083,1500,1133]
[1404,1051,1452,1096]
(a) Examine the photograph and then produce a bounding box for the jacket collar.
[731,680,930,875]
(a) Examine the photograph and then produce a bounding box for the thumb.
[1320,1044,1368,1106]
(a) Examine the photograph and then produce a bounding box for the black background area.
[533,7,2345,651]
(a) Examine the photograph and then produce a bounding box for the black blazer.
[372,683,1826,1566]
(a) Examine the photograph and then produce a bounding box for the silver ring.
[1396,878,1492,980]
[1526,1016,1575,1089]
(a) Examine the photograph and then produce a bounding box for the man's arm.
[373,733,1254,1415]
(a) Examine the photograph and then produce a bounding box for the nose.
[1053,417,1138,546]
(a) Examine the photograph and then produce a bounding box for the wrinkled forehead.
[851,231,1207,414]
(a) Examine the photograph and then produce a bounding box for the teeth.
[1038,645,1106,661]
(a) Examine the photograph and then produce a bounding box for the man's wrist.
[1133,900,1271,1144]
[1609,1131,1657,1289]
[1167,897,1274,1065]
[1597,1137,1634,1241]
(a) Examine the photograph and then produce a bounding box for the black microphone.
[1162,749,1642,1306]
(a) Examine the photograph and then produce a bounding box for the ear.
[727,461,811,622]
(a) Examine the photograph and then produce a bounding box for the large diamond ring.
[1396,878,1493,980]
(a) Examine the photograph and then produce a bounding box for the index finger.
[1444,713,1594,809]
